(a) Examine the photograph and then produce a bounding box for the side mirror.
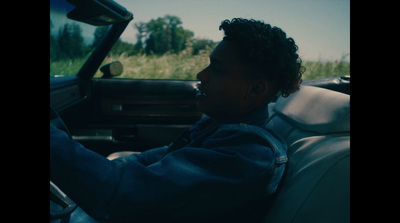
[100,61,123,78]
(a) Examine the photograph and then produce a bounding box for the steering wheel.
[50,106,72,137]
[50,106,77,220]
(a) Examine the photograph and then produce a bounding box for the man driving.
[50,18,304,222]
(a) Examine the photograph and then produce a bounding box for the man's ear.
[247,79,269,101]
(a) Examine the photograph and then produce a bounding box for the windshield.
[50,0,110,77]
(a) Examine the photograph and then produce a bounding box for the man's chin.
[196,99,206,113]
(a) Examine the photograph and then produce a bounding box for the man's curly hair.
[219,18,304,97]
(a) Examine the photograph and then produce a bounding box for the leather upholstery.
[263,85,350,223]
[272,85,350,135]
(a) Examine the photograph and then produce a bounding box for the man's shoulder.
[207,123,286,150]
[217,123,279,139]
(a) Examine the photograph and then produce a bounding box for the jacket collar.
[191,104,270,133]
[224,105,270,126]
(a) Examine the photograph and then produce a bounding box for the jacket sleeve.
[50,124,166,219]
[107,125,277,221]
[50,123,276,222]
[50,123,124,219]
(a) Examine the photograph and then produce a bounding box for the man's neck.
[210,105,265,125]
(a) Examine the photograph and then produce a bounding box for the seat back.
[263,85,350,223]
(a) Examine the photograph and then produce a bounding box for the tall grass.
[92,47,211,80]
[50,57,88,76]
[52,47,350,80]
[301,54,350,80]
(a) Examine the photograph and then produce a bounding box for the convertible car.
[50,0,350,222]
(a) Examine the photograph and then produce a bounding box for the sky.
[115,0,350,62]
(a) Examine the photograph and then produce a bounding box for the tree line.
[50,15,217,62]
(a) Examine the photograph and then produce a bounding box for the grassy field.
[94,47,350,80]
[301,60,350,80]
[51,47,350,80]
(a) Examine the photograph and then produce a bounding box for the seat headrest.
[273,85,350,134]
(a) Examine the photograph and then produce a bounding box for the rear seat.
[263,85,350,223]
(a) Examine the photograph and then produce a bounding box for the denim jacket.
[50,105,287,222]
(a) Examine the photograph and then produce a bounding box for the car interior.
[51,79,350,223]
[263,84,349,223]
[50,0,350,222]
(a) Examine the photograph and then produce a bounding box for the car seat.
[263,85,350,223]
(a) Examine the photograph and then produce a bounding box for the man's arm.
[50,124,123,219]
[50,124,169,220]
[50,123,277,222]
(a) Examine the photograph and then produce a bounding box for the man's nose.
[196,67,209,83]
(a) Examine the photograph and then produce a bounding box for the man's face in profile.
[196,40,254,121]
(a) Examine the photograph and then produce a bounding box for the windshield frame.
[50,0,133,81]
[76,20,131,81]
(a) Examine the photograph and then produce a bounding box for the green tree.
[134,22,146,54]
[56,23,86,59]
[139,15,194,55]
[192,38,218,55]
[50,19,62,61]
[92,26,110,47]
[110,39,136,56]
[92,26,137,56]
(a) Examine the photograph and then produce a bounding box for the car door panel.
[65,79,203,156]
[92,79,202,125]
[50,76,87,112]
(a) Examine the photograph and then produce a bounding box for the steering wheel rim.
[50,181,78,219]
[50,106,72,138]
[50,106,77,219]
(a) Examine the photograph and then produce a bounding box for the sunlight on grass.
[51,47,350,80]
